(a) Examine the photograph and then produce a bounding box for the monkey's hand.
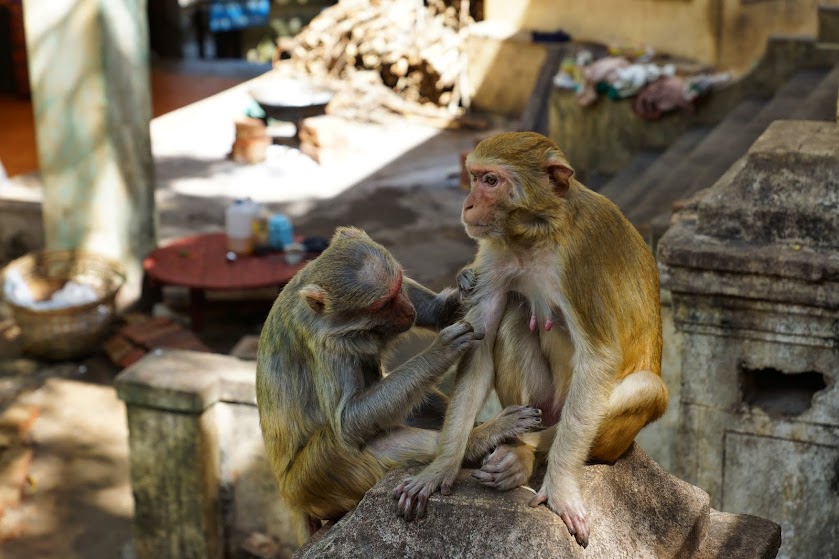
[423,320,484,368]
[472,442,536,490]
[393,460,459,521]
[433,287,466,329]
[456,267,477,301]
[528,476,590,548]
[463,405,541,463]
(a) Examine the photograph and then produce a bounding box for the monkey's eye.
[485,174,498,187]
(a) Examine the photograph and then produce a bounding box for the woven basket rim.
[1,248,126,315]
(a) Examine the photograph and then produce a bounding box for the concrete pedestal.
[115,349,296,559]
[658,120,839,559]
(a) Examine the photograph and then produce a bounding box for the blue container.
[268,214,294,250]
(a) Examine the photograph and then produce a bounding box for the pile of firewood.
[278,0,475,109]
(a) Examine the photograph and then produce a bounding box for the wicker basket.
[2,249,125,361]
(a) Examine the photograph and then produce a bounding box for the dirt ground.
[0,111,497,558]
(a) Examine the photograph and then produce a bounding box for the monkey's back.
[562,186,662,378]
[255,280,388,520]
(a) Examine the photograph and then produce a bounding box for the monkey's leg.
[588,370,668,462]
[394,291,507,521]
[519,371,670,462]
[370,406,542,468]
[528,348,618,548]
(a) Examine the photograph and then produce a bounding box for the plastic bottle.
[268,214,294,250]
[225,198,255,255]
[251,203,271,252]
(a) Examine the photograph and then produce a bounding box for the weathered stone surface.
[116,349,295,559]
[115,348,256,412]
[659,121,839,292]
[658,119,839,559]
[696,511,781,559]
[695,121,839,249]
[296,445,717,559]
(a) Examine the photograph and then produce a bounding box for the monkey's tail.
[289,506,322,547]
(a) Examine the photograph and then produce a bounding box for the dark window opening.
[740,366,827,417]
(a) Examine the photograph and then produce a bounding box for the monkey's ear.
[547,162,574,196]
[300,284,328,314]
[332,227,368,241]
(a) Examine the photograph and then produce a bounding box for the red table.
[143,233,315,330]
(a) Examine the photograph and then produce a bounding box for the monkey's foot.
[465,405,541,463]
[472,443,535,490]
[492,405,542,437]
[393,465,458,521]
[528,484,590,548]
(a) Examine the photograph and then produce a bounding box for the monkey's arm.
[341,322,482,444]
[403,278,462,330]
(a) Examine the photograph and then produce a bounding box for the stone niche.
[658,120,839,559]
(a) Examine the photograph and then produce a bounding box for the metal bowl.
[250,79,334,123]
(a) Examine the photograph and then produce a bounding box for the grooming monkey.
[394,132,669,547]
[256,227,542,539]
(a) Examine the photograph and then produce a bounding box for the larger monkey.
[256,227,542,539]
[394,132,669,547]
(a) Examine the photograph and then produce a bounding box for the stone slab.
[295,444,712,559]
[115,348,256,412]
[695,120,839,250]
[696,510,781,559]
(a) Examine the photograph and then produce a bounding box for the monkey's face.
[365,268,416,334]
[462,163,514,239]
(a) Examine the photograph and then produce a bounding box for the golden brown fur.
[394,132,669,547]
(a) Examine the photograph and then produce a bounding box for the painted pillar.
[22,0,156,299]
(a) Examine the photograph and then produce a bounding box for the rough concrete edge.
[696,509,782,559]
[115,348,256,412]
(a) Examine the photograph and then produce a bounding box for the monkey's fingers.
[480,450,517,471]
[560,510,589,548]
[482,446,504,466]
[393,480,411,498]
[414,493,429,519]
[400,493,417,521]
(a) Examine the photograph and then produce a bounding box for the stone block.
[296,445,719,558]
[658,119,839,558]
[696,511,781,559]
[116,349,296,559]
[695,121,839,250]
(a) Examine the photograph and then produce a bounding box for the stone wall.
[658,120,839,559]
[483,0,839,74]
